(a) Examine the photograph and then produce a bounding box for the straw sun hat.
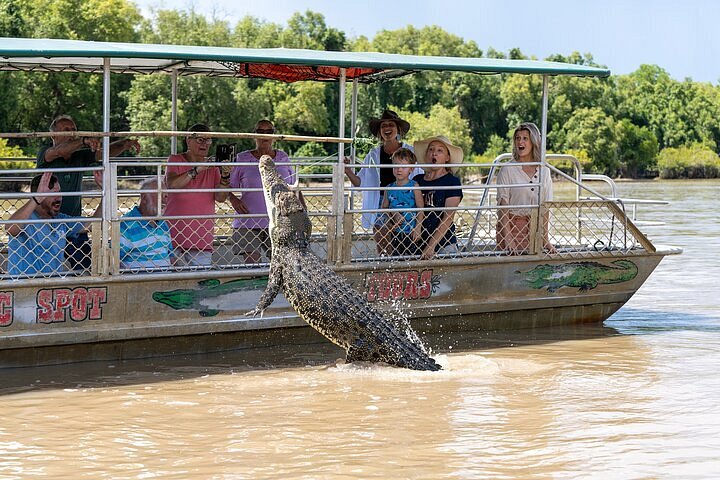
[413,136,464,174]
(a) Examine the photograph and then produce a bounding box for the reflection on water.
[1,181,719,479]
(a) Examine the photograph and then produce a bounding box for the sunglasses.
[255,128,275,134]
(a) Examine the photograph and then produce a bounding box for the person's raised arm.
[41,138,86,163]
[102,138,141,160]
[166,165,194,189]
[6,172,52,236]
[380,191,389,210]
[214,167,230,202]
[344,157,361,187]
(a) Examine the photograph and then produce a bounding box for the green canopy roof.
[0,37,611,82]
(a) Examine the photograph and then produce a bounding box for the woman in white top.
[496,122,556,254]
[344,110,417,256]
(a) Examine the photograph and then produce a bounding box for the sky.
[133,0,718,84]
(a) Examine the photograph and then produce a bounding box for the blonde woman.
[496,122,556,254]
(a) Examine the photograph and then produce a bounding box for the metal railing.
[0,155,660,280]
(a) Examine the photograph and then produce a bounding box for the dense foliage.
[1,2,718,178]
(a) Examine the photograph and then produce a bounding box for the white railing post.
[101,57,112,275]
[171,70,178,155]
[331,69,347,263]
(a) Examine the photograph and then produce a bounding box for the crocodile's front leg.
[246,265,283,317]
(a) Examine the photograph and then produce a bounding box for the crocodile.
[247,155,441,371]
[153,277,268,317]
[519,260,638,292]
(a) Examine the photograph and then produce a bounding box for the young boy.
[381,148,424,256]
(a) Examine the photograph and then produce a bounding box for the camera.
[215,143,236,162]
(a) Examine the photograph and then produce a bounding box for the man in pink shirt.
[165,124,230,267]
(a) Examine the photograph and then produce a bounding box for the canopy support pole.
[348,78,359,220]
[101,58,112,275]
[331,69,347,263]
[541,75,549,164]
[536,74,550,255]
[171,70,178,155]
[350,78,358,160]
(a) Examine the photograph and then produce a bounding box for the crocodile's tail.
[390,331,441,371]
[395,349,442,371]
[349,325,442,371]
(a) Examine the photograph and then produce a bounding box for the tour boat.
[0,38,681,367]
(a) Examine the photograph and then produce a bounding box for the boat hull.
[0,249,675,368]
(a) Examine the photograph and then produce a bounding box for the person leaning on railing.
[412,136,464,260]
[496,122,556,255]
[37,114,140,271]
[164,123,230,267]
[5,172,101,277]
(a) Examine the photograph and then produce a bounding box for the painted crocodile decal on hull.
[248,155,441,371]
[519,260,638,292]
[152,277,268,317]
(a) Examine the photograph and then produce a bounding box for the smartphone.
[215,144,236,162]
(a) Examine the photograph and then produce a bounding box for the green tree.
[657,144,720,179]
[0,138,25,158]
[355,25,481,116]
[615,65,712,151]
[483,134,510,159]
[0,0,26,37]
[232,16,283,48]
[615,119,658,177]
[123,75,174,156]
[282,11,345,51]
[500,73,543,131]
[143,9,230,46]
[293,141,331,176]
[559,107,619,175]
[449,73,506,155]
[273,81,330,135]
[127,9,245,156]
[395,103,473,158]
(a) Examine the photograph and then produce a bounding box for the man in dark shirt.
[36,115,140,216]
[36,114,140,269]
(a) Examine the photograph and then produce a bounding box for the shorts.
[232,228,272,259]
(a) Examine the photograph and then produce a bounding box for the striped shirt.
[120,206,172,269]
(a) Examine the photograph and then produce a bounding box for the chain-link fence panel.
[546,201,647,258]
